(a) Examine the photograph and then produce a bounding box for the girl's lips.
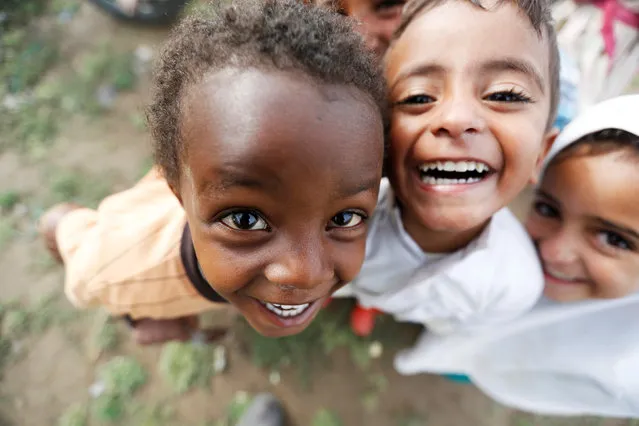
[543,269,589,286]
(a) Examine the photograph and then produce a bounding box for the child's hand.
[39,203,81,262]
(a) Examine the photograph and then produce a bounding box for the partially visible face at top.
[526,148,639,302]
[339,0,406,57]
[173,69,384,337]
[385,0,556,252]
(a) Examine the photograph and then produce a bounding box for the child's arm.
[54,168,219,320]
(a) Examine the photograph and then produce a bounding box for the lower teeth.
[421,176,482,185]
[262,302,311,318]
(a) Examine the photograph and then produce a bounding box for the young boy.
[339,0,562,374]
[439,95,639,417]
[40,0,386,343]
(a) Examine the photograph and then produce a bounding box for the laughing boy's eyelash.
[486,89,533,103]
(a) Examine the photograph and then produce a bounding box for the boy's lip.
[250,296,325,329]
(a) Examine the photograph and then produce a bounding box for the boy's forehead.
[387,0,551,82]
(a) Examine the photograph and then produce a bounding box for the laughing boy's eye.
[329,211,366,229]
[486,89,532,103]
[221,210,269,231]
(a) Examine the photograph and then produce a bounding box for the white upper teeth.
[546,269,579,281]
[419,161,489,173]
[262,301,311,318]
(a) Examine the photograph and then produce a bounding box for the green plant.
[90,311,120,355]
[0,218,16,249]
[0,191,20,211]
[312,409,343,426]
[57,402,88,426]
[97,356,147,397]
[2,308,30,338]
[92,394,125,423]
[129,402,175,426]
[158,341,217,393]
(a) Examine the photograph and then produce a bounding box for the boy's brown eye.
[329,211,365,228]
[220,210,269,231]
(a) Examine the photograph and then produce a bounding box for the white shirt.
[334,179,544,374]
[411,294,639,417]
[344,179,543,333]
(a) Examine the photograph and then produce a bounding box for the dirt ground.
[0,3,637,426]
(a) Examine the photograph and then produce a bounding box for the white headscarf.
[454,95,639,418]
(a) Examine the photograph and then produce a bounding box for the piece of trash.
[2,94,26,111]
[89,380,106,398]
[134,45,154,75]
[213,345,227,374]
[368,341,383,359]
[190,330,207,345]
[234,391,249,404]
[268,370,281,386]
[57,10,74,24]
[96,84,116,108]
[11,203,29,219]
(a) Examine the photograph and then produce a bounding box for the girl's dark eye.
[397,94,435,105]
[220,211,269,231]
[486,90,532,103]
[329,211,365,228]
[596,231,634,251]
[534,201,559,219]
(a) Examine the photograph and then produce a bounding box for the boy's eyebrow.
[536,189,559,204]
[481,58,545,93]
[205,166,281,193]
[593,218,639,240]
[389,63,445,91]
[339,176,380,197]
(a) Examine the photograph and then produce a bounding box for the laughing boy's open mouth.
[418,160,493,185]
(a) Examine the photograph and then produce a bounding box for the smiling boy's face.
[385,0,556,251]
[173,69,383,337]
[526,149,639,302]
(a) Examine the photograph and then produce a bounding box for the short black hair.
[394,0,559,130]
[147,0,386,186]
[552,129,639,164]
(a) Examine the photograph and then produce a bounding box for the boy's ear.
[169,181,183,206]
[530,127,559,186]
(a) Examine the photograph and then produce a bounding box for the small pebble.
[213,345,227,374]
[89,380,106,398]
[268,370,281,386]
[368,341,383,359]
[96,84,116,108]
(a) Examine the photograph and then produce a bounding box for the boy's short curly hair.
[394,0,560,130]
[147,0,386,185]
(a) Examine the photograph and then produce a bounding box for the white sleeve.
[395,209,543,335]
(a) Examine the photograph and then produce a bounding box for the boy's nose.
[264,238,335,290]
[430,95,485,139]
